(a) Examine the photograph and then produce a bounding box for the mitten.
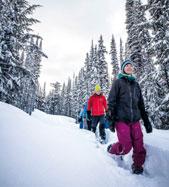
[141,111,153,133]
[109,120,115,132]
[106,109,113,121]
[144,122,153,133]
[106,109,115,132]
[143,116,153,133]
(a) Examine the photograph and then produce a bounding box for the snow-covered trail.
[0,102,169,187]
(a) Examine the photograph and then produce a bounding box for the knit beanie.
[121,59,133,73]
[95,84,101,92]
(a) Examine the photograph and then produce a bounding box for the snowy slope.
[0,102,169,187]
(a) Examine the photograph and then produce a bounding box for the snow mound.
[0,102,169,187]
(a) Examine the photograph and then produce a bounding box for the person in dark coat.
[87,84,108,142]
[106,59,153,174]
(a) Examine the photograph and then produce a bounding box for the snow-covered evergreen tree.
[0,0,40,104]
[126,0,144,80]
[36,82,46,112]
[134,1,156,128]
[18,36,46,114]
[88,40,96,95]
[46,82,61,115]
[97,35,109,96]
[90,44,100,93]
[124,42,129,60]
[0,0,47,115]
[120,38,124,67]
[45,91,53,114]
[71,75,79,118]
[110,34,119,80]
[60,82,67,115]
[65,78,72,116]
[84,52,90,96]
[125,0,135,58]
[77,68,87,108]
[147,0,169,129]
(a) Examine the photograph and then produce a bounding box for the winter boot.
[132,164,143,174]
[99,134,106,144]
[99,138,106,144]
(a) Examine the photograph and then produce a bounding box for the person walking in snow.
[87,84,108,143]
[81,103,88,129]
[78,102,90,130]
[106,59,153,174]
[78,105,85,129]
[83,101,92,131]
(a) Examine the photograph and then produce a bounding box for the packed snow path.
[0,102,169,187]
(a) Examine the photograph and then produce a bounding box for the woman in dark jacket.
[106,59,152,174]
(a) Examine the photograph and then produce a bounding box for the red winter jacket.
[87,93,108,116]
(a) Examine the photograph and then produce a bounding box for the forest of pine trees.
[0,0,47,115]
[40,36,110,120]
[0,0,169,129]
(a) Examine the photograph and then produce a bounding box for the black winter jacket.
[108,74,151,128]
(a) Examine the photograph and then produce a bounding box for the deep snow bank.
[0,102,169,187]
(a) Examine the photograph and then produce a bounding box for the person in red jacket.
[87,84,108,142]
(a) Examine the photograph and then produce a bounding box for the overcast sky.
[29,0,127,92]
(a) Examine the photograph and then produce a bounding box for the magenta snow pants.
[109,121,146,167]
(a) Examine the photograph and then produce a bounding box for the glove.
[144,123,153,133]
[106,109,113,121]
[142,114,153,133]
[87,111,92,121]
[106,109,115,132]
[109,120,115,132]
[141,111,152,133]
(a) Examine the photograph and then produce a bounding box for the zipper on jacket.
[128,82,133,122]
